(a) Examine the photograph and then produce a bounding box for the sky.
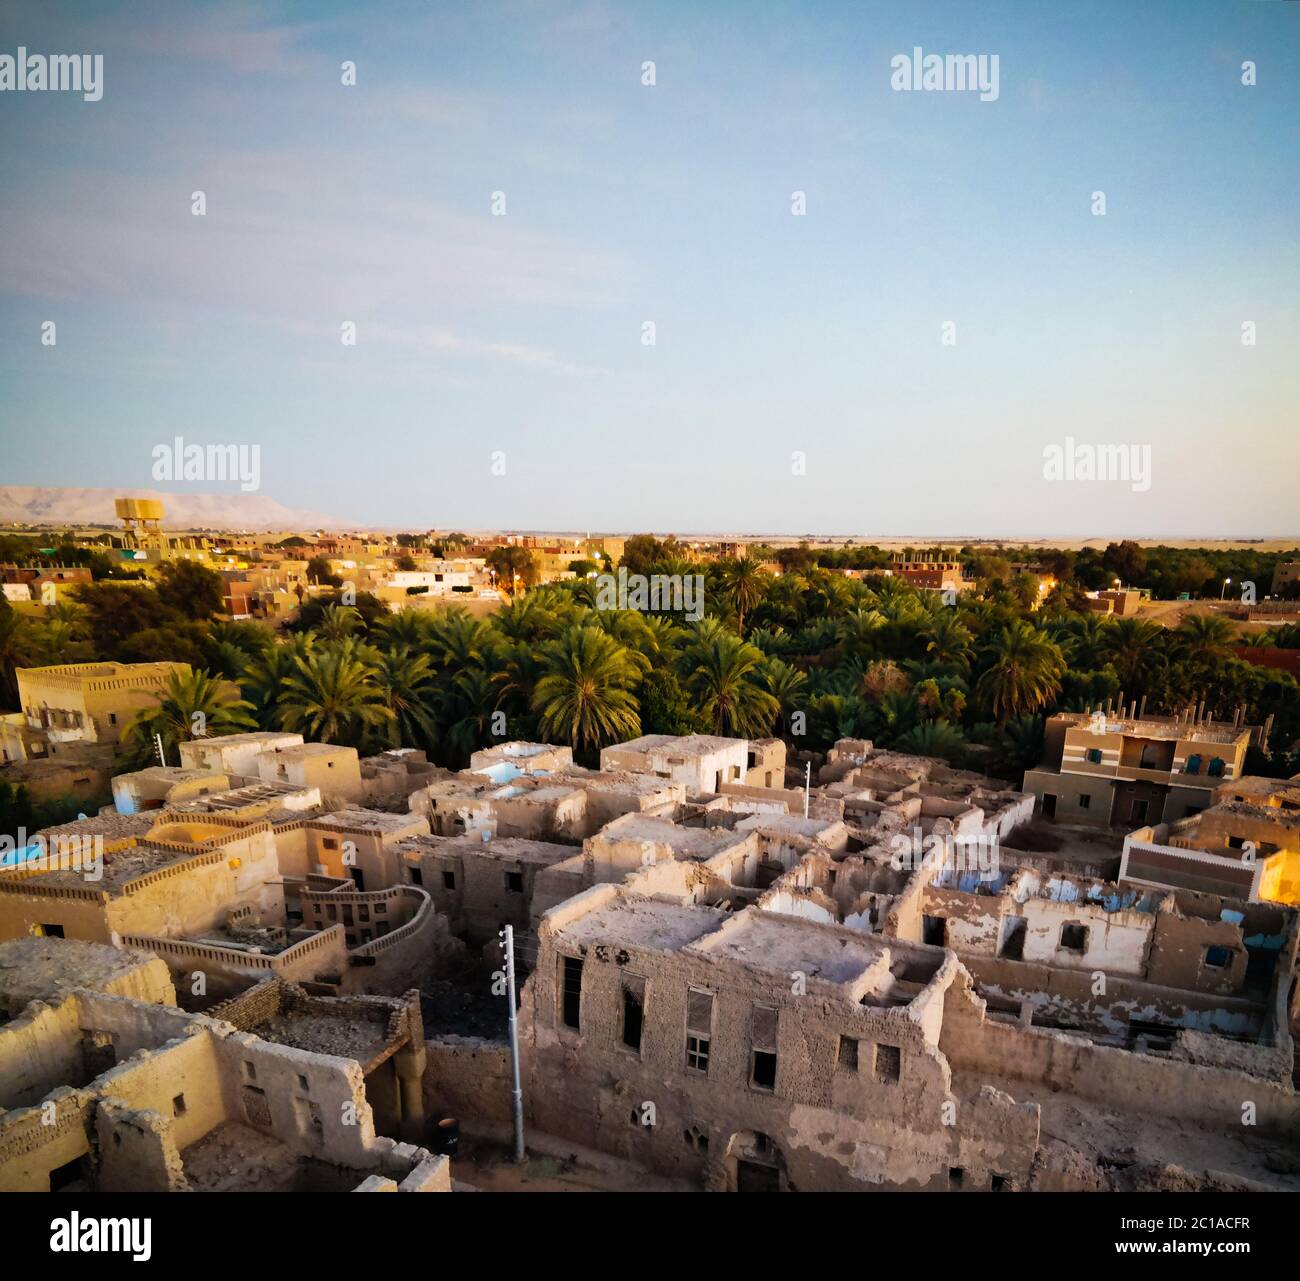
[0,0,1297,537]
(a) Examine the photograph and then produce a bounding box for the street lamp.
[1220,577,1232,600]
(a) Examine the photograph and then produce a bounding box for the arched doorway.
[724,1130,787,1192]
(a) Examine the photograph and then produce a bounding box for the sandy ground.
[182,1122,304,1193]
[451,1131,695,1193]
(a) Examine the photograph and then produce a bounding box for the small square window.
[686,1034,711,1073]
[1078,794,1091,809]
[443,870,456,890]
[874,1044,901,1082]
[1204,945,1233,969]
[1059,923,1088,953]
[506,871,524,894]
[173,1094,187,1116]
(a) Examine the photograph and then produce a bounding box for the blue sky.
[1,0,1297,536]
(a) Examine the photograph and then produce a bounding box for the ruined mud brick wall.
[0,1088,96,1191]
[939,970,1300,1138]
[0,880,114,943]
[0,996,85,1109]
[423,1035,513,1126]
[956,951,1271,1044]
[520,921,1039,1192]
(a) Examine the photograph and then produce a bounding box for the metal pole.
[503,924,526,1163]
[803,761,811,819]
[154,732,166,767]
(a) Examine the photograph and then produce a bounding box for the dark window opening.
[1078,794,1091,809]
[949,1167,964,1190]
[173,1093,186,1116]
[41,924,64,939]
[1204,946,1233,969]
[922,915,947,946]
[1041,794,1057,819]
[991,1173,1007,1192]
[751,1050,777,1091]
[1000,916,1027,960]
[409,867,423,885]
[442,870,455,889]
[1059,923,1088,953]
[622,977,645,1052]
[49,1157,86,1192]
[837,1036,858,1070]
[505,871,524,894]
[560,955,583,1030]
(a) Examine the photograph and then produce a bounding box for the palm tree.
[922,611,974,671]
[682,631,779,738]
[278,648,392,748]
[316,603,364,643]
[1176,613,1237,666]
[241,635,315,729]
[125,668,256,765]
[373,647,439,750]
[718,556,767,634]
[531,626,642,754]
[375,609,435,651]
[0,603,33,708]
[761,658,808,735]
[439,667,503,765]
[975,622,1066,725]
[895,720,967,763]
[1102,617,1165,692]
[426,608,495,671]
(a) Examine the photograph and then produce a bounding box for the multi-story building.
[1,661,191,766]
[1023,708,1258,828]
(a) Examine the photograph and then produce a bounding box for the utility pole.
[502,924,526,1163]
[803,761,811,819]
[154,732,167,767]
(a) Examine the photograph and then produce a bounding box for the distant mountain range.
[0,487,348,532]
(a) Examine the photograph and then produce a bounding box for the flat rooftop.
[12,842,195,892]
[0,937,161,1005]
[1056,712,1249,745]
[607,734,742,757]
[560,895,726,953]
[270,743,352,761]
[594,814,750,859]
[438,835,576,865]
[189,731,303,748]
[693,910,886,985]
[34,811,159,844]
[248,1011,393,1065]
[308,808,425,833]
